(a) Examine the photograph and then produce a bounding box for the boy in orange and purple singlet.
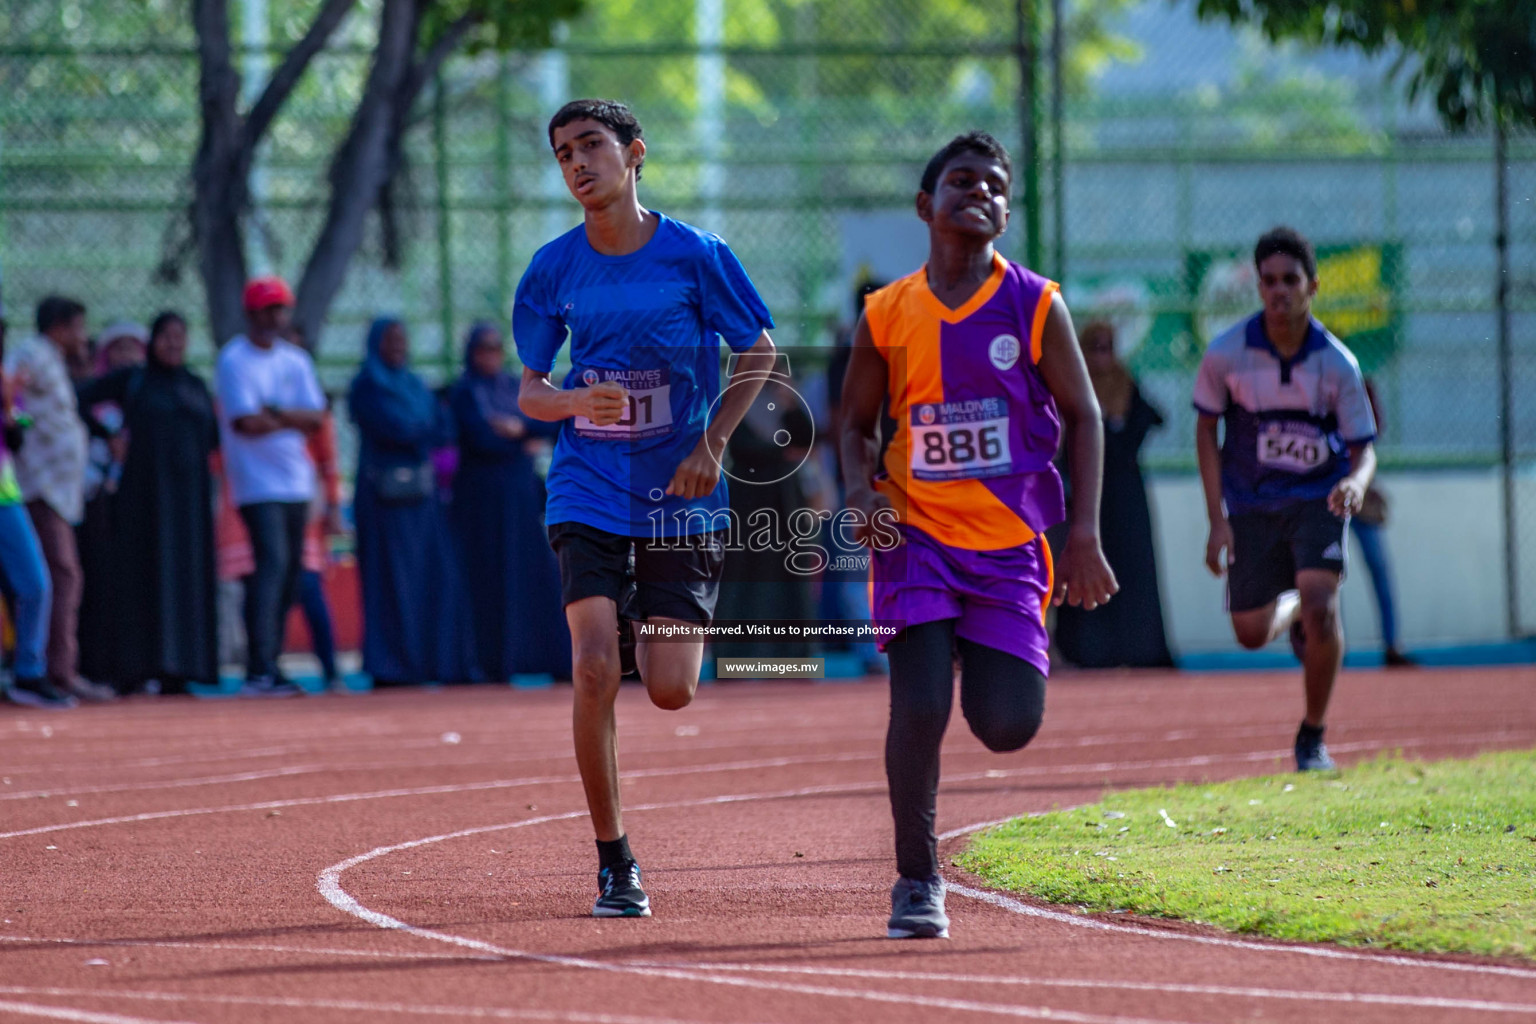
[840,132,1118,939]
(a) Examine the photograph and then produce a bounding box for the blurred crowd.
[0,280,574,708]
[0,277,1411,710]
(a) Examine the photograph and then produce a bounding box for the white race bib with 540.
[910,398,1013,481]
[573,367,674,441]
[1257,420,1328,473]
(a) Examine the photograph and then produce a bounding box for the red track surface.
[2,666,1534,1023]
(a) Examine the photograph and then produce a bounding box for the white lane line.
[0,934,499,963]
[322,783,1536,986]
[6,731,1508,842]
[0,988,740,1024]
[943,882,1536,981]
[937,814,1536,981]
[0,999,204,1024]
[624,962,1536,1014]
[0,752,872,841]
[317,794,1196,1024]
[0,766,324,801]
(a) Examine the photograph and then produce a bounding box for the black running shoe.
[593,859,651,917]
[5,677,78,710]
[887,875,949,938]
[237,675,304,699]
[1294,721,1337,772]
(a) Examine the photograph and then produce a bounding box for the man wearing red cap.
[215,276,326,697]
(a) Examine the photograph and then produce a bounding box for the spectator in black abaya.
[76,312,219,692]
[449,322,570,681]
[350,317,474,686]
[1054,321,1174,669]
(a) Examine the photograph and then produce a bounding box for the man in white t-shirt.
[216,277,325,697]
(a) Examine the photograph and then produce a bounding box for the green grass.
[957,750,1536,959]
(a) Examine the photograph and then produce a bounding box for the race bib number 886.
[910,398,1013,481]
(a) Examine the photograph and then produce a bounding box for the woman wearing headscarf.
[1053,321,1175,669]
[75,312,219,692]
[75,321,148,690]
[349,317,473,686]
[449,322,570,681]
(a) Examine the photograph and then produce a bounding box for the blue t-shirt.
[1193,313,1376,515]
[513,214,774,536]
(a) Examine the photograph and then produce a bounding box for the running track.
[2,667,1533,1024]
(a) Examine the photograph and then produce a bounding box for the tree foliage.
[173,0,579,348]
[1192,0,1536,129]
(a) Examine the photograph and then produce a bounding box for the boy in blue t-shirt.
[1194,226,1377,772]
[514,99,777,918]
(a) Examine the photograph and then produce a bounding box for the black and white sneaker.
[887,875,949,938]
[1294,721,1337,772]
[593,859,651,917]
[5,677,78,710]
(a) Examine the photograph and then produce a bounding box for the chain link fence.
[1,0,1532,638]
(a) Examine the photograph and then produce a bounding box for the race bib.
[1257,420,1328,473]
[909,398,1013,481]
[573,367,674,440]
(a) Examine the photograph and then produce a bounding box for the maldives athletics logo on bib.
[580,368,600,387]
[917,404,936,426]
[989,334,1021,371]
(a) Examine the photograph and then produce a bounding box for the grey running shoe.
[5,677,78,710]
[1295,722,1337,772]
[62,676,117,703]
[593,859,651,917]
[887,875,949,939]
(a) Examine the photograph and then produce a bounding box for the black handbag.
[373,461,434,504]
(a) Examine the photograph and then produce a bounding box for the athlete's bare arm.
[518,367,627,424]
[667,331,776,499]
[1196,413,1232,576]
[1329,441,1376,518]
[1036,293,1118,610]
[839,313,893,546]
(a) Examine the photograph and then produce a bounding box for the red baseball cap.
[242,276,295,313]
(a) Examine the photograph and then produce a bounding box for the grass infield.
[957,750,1536,959]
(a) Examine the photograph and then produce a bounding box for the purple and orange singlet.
[865,253,1067,552]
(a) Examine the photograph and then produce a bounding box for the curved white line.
[317,792,1196,1024]
[625,962,1536,1014]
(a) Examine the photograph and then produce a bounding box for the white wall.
[1148,469,1514,654]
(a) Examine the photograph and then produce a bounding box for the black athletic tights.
[887,619,1047,879]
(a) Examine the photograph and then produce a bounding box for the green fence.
[1,0,1533,635]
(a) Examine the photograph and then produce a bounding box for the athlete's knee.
[571,647,620,699]
[1300,600,1340,641]
[645,674,697,711]
[968,710,1042,753]
[1230,614,1271,650]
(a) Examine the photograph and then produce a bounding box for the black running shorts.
[1226,500,1346,613]
[547,521,725,625]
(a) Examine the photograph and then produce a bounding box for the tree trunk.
[191,0,250,346]
[293,0,423,348]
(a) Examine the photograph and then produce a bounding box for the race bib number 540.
[910,397,1012,481]
[1257,420,1327,473]
[573,367,674,440]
